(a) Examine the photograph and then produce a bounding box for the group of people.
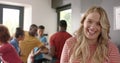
[0,6,120,63]
[0,23,49,63]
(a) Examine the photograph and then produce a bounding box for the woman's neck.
[88,39,98,45]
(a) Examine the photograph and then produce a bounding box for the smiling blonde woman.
[60,6,120,63]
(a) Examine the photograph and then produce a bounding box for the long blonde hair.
[69,6,110,63]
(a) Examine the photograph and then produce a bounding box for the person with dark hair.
[19,24,48,63]
[0,24,23,63]
[37,25,48,45]
[49,20,72,63]
[10,27,25,55]
[39,25,45,29]
[29,25,50,63]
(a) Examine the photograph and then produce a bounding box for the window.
[114,6,120,30]
[0,4,24,36]
[56,4,72,34]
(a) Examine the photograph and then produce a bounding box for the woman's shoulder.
[107,40,120,63]
[108,40,117,48]
[108,39,119,53]
[0,43,13,51]
[65,37,77,47]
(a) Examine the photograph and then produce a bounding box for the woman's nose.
[89,25,96,30]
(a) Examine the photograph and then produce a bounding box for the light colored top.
[60,37,120,63]
[39,36,47,43]
[38,35,48,45]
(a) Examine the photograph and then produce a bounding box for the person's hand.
[39,45,49,54]
[30,50,35,63]
[34,48,42,56]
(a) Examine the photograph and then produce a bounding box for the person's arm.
[50,46,55,57]
[43,37,48,45]
[109,42,120,63]
[10,42,17,50]
[44,37,48,45]
[34,45,48,56]
[33,38,49,56]
[39,45,48,53]
[49,35,56,57]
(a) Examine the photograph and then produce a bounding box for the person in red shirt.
[0,24,23,63]
[50,20,72,63]
[60,6,120,63]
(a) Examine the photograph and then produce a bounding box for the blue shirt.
[38,36,47,44]
[34,47,43,60]
[34,36,48,60]
[10,38,20,54]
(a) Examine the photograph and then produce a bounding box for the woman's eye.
[88,21,92,24]
[97,22,100,26]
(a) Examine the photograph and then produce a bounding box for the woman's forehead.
[86,12,100,22]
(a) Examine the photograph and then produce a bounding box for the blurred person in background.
[19,24,48,63]
[37,25,48,46]
[0,24,23,63]
[50,20,72,63]
[10,27,25,55]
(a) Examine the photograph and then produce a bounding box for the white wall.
[31,0,57,35]
[71,0,81,33]
[0,0,57,40]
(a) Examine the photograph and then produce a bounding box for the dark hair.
[15,27,24,38]
[0,24,10,43]
[39,25,45,29]
[59,20,67,27]
[29,24,38,36]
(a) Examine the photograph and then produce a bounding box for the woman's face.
[83,12,101,40]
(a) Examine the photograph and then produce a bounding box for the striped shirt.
[60,37,120,63]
